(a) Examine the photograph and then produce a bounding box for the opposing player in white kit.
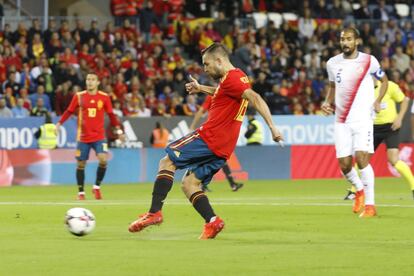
[322,27,388,217]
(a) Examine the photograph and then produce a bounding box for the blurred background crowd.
[0,0,413,119]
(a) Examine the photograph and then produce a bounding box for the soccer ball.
[65,207,96,236]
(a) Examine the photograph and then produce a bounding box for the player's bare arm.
[392,96,409,131]
[321,82,335,115]
[185,75,216,95]
[374,74,388,113]
[242,88,283,142]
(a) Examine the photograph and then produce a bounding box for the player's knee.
[159,155,174,170]
[77,161,86,169]
[181,173,199,195]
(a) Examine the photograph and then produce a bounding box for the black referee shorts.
[373,123,400,151]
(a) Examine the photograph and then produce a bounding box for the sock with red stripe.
[149,170,175,213]
[190,191,216,223]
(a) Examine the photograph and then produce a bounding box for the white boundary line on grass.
[0,200,413,208]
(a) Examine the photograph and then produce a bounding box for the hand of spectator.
[185,75,200,94]
[321,102,334,115]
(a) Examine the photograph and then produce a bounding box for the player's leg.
[182,160,226,239]
[387,147,414,198]
[335,123,364,197]
[91,140,108,199]
[128,154,175,232]
[354,122,376,217]
[75,142,90,200]
[221,162,243,191]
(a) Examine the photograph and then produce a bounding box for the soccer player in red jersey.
[56,73,124,200]
[190,95,244,192]
[128,43,283,239]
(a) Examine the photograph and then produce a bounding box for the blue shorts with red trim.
[165,132,226,185]
[76,140,107,161]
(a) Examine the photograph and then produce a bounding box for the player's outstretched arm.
[242,89,283,143]
[185,75,216,95]
[321,81,335,115]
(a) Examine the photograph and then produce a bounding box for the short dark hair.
[201,43,230,57]
[342,27,360,39]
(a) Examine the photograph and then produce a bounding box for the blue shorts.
[76,140,108,161]
[165,132,226,185]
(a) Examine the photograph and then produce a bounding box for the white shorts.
[334,121,374,158]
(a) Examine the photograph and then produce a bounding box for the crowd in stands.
[0,0,413,119]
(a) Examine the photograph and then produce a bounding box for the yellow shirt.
[374,81,405,125]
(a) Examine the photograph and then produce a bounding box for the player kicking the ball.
[128,43,283,239]
[322,27,388,217]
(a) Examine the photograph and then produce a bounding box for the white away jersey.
[326,52,384,123]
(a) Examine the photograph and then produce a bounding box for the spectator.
[30,97,48,117]
[54,82,75,116]
[29,85,52,111]
[0,97,13,118]
[12,98,30,118]
[139,1,159,43]
[266,84,291,114]
[2,71,21,95]
[150,121,170,148]
[18,88,32,111]
[298,8,316,41]
[328,0,346,19]
[392,46,411,74]
[182,94,199,116]
[28,18,42,42]
[354,0,371,19]
[373,0,397,21]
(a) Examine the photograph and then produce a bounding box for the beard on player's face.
[341,44,356,56]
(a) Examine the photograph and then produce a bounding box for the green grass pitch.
[1,179,414,276]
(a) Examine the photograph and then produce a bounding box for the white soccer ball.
[65,207,96,236]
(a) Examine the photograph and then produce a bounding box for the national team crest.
[97,100,103,110]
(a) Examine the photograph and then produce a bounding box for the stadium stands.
[0,0,413,118]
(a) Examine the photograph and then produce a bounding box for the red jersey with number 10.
[59,91,119,143]
[197,68,251,159]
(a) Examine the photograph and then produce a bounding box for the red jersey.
[201,95,212,111]
[197,69,251,159]
[59,91,119,143]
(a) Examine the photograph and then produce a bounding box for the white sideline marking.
[0,200,413,208]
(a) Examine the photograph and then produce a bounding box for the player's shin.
[76,166,85,193]
[95,162,107,187]
[222,163,236,187]
[394,160,414,190]
[149,170,175,213]
[360,164,375,205]
[343,167,364,191]
[189,191,216,223]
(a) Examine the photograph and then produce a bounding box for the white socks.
[93,185,100,190]
[344,167,364,191]
[360,164,375,205]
